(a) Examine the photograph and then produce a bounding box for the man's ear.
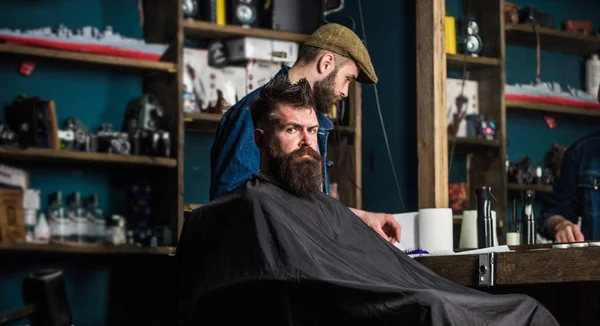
[253,129,265,150]
[317,52,335,75]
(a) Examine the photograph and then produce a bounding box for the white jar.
[586,54,600,97]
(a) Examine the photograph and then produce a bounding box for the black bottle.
[520,189,536,245]
[475,186,494,249]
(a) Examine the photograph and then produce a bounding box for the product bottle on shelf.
[48,191,70,242]
[586,54,600,97]
[87,194,106,244]
[475,186,494,249]
[520,189,537,245]
[67,192,88,243]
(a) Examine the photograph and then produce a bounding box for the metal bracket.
[478,252,495,287]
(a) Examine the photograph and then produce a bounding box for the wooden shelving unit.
[0,44,177,73]
[0,242,175,256]
[0,146,177,167]
[418,0,508,241]
[507,183,552,194]
[505,23,600,56]
[506,100,600,117]
[183,20,309,42]
[420,1,600,246]
[447,54,502,70]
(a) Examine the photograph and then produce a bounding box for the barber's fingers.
[573,225,585,241]
[384,215,402,243]
[557,224,585,243]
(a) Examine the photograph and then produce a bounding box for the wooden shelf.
[0,242,175,256]
[505,23,600,56]
[184,112,221,133]
[0,44,177,73]
[506,100,600,117]
[447,54,502,70]
[448,136,501,153]
[0,147,177,168]
[183,20,309,42]
[507,183,552,193]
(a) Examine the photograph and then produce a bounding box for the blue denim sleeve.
[210,98,260,201]
[541,146,580,225]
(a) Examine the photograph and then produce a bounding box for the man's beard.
[266,139,324,196]
[312,67,339,115]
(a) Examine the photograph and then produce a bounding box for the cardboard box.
[226,37,298,64]
[446,78,479,137]
[183,48,246,113]
[0,188,25,243]
[246,60,283,94]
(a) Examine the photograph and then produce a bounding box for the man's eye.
[286,127,297,133]
[309,128,318,134]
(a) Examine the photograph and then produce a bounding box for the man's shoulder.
[567,129,600,157]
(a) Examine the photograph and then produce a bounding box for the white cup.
[506,232,520,246]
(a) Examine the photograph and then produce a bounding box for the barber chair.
[0,269,72,326]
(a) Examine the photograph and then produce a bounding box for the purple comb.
[405,248,429,255]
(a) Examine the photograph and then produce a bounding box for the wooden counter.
[415,244,600,325]
[415,244,600,286]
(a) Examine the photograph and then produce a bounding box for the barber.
[210,23,401,243]
[541,88,600,243]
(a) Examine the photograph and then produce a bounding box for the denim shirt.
[210,66,334,201]
[541,130,600,240]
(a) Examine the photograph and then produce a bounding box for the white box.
[183,48,246,113]
[226,37,299,64]
[446,78,479,137]
[246,60,282,94]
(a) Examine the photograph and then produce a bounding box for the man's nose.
[300,130,313,146]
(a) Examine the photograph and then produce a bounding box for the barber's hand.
[362,212,401,244]
[555,221,585,243]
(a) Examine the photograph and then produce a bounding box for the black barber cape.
[167,174,557,325]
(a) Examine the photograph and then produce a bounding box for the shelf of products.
[505,23,600,56]
[447,54,502,70]
[0,147,177,168]
[0,44,177,73]
[183,20,309,42]
[507,183,553,193]
[506,100,600,117]
[0,242,175,256]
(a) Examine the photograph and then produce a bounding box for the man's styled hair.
[250,76,317,130]
[294,45,350,68]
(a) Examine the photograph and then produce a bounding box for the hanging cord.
[533,23,541,79]
[358,0,405,212]
[138,0,144,28]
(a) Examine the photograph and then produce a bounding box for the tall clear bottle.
[87,194,105,244]
[475,186,493,249]
[48,192,70,242]
[520,189,536,245]
[67,192,88,243]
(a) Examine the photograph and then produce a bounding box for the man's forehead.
[344,60,359,77]
[274,105,319,124]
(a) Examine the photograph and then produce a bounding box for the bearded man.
[167,77,558,326]
[210,23,401,244]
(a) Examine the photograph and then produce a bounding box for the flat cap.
[304,23,378,84]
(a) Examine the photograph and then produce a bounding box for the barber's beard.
[312,67,339,115]
[266,139,324,196]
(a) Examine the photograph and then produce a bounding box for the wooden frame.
[416,0,449,209]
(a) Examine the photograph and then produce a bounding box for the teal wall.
[446,0,600,230]
[0,0,168,325]
[2,0,599,323]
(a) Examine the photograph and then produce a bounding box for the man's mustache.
[289,147,321,162]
